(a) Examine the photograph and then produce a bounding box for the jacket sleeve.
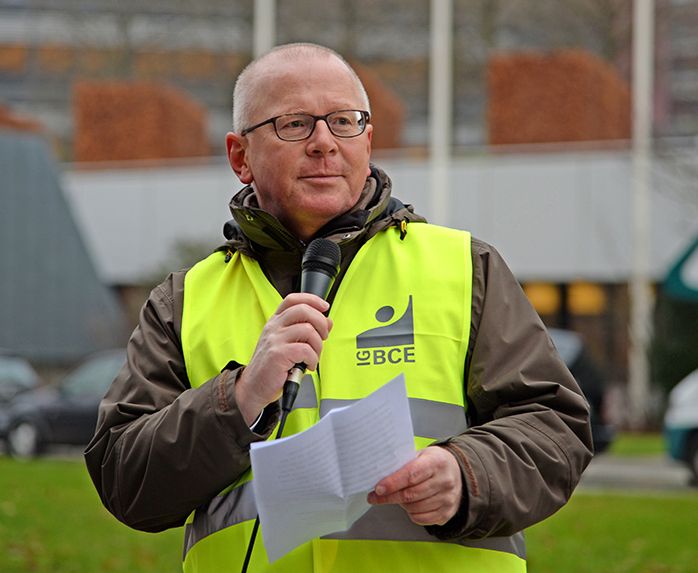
[84,272,279,533]
[427,238,593,540]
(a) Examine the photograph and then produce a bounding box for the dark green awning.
[664,235,698,302]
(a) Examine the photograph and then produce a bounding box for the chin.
[311,196,356,216]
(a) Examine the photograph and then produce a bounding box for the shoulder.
[469,235,515,283]
[140,269,189,339]
[151,269,188,306]
[471,235,503,261]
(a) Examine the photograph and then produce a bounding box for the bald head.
[232,43,370,133]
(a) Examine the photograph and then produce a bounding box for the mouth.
[300,174,344,186]
[300,174,342,180]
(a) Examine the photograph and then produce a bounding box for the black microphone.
[280,238,341,413]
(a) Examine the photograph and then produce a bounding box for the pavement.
[579,454,695,493]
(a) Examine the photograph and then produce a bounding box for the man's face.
[227,55,373,241]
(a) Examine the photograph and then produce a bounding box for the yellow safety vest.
[181,223,526,572]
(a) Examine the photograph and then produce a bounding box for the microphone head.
[302,238,341,277]
[300,239,341,299]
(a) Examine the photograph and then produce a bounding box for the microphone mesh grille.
[303,238,341,271]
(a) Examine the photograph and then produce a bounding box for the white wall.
[61,150,698,285]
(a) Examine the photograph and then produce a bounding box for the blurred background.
[1,1,698,572]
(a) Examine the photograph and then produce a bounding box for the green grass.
[609,432,667,457]
[527,491,698,572]
[0,457,181,573]
[1,456,697,572]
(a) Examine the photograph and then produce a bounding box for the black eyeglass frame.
[240,109,371,141]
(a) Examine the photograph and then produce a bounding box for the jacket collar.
[224,165,414,256]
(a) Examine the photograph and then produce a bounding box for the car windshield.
[61,353,125,397]
[0,356,39,399]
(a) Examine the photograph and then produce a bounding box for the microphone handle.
[301,269,335,299]
[280,269,335,413]
[281,362,306,413]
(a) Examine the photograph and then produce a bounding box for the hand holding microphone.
[281,238,341,412]
[234,239,341,425]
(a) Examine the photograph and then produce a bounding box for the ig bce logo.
[356,296,415,366]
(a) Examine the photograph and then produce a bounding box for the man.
[85,43,592,572]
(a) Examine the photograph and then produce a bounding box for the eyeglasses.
[240,109,370,141]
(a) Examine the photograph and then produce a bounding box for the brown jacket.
[85,166,592,541]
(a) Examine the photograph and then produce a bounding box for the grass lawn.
[0,457,182,573]
[527,491,698,572]
[609,432,667,457]
[1,452,697,572]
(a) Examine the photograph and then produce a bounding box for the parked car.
[4,349,125,458]
[0,349,41,440]
[548,328,615,454]
[664,368,698,484]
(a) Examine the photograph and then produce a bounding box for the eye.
[330,113,356,127]
[277,115,311,131]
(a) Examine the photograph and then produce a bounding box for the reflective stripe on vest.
[183,481,526,561]
[181,223,527,572]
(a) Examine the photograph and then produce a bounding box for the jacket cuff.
[213,366,280,449]
[426,436,501,540]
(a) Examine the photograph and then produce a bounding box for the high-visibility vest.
[181,223,526,572]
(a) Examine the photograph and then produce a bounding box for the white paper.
[250,374,415,562]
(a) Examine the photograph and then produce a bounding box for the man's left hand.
[367,446,462,526]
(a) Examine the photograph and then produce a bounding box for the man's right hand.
[234,293,333,425]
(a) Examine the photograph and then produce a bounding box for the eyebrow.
[279,105,360,116]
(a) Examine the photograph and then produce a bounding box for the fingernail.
[375,485,385,496]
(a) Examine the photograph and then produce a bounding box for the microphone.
[280,238,341,413]
[241,239,341,573]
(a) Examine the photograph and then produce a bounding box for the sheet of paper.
[250,374,415,562]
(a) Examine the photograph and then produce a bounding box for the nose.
[306,118,338,156]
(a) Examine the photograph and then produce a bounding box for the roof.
[0,130,127,364]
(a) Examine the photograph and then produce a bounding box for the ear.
[226,132,254,184]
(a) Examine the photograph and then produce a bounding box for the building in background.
[0,128,127,367]
[2,0,698,412]
[2,0,697,154]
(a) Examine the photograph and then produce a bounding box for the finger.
[401,497,443,516]
[276,304,333,340]
[262,324,325,367]
[406,508,453,526]
[400,488,460,526]
[281,342,322,371]
[282,338,324,371]
[276,293,330,315]
[372,458,434,498]
[410,484,460,521]
[280,322,326,356]
[367,478,436,506]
